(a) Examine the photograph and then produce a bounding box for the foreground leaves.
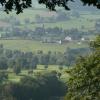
[65,36,100,100]
[0,0,100,14]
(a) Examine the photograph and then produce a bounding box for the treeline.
[35,11,71,23]
[0,72,67,100]
[0,36,99,100]
[1,25,99,41]
[0,44,90,71]
[0,26,92,40]
[0,12,100,41]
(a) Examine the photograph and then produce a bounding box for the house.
[81,37,85,41]
[56,40,62,44]
[64,36,72,41]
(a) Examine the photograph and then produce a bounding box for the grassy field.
[0,39,88,53]
[6,65,70,82]
[0,9,57,23]
[0,9,100,31]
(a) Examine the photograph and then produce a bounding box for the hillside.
[0,9,100,30]
[0,7,100,53]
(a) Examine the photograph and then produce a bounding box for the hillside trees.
[0,72,8,84]
[65,35,100,100]
[0,43,90,70]
[0,73,66,100]
[0,57,8,70]
[0,0,100,14]
[13,65,21,75]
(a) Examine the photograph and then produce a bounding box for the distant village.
[41,36,90,45]
[0,30,93,45]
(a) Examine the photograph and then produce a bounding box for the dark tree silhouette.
[0,0,32,14]
[38,0,74,11]
[0,0,100,14]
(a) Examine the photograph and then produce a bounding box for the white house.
[64,36,72,41]
[56,40,62,44]
[81,37,85,41]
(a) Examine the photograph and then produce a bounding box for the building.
[64,36,72,41]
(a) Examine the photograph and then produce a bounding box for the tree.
[0,0,32,14]
[13,65,21,75]
[0,72,8,84]
[29,56,38,70]
[5,49,13,58]
[1,73,67,100]
[65,36,100,100]
[0,44,4,55]
[0,57,8,70]
[28,70,33,75]
[90,35,100,50]
[44,64,48,69]
[20,73,67,100]
[0,0,100,14]
[59,66,63,71]
[57,72,62,79]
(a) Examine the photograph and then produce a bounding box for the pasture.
[0,39,88,53]
[5,65,70,82]
[0,9,100,31]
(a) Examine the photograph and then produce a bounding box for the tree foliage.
[0,73,66,100]
[65,36,100,100]
[0,0,100,14]
[0,0,32,14]
[90,35,100,50]
[0,72,8,84]
[13,65,21,75]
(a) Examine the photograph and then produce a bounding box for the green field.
[0,9,100,31]
[0,39,88,53]
[4,65,70,82]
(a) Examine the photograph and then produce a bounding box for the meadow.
[0,39,88,53]
[0,9,98,85]
[4,65,70,82]
[0,9,100,31]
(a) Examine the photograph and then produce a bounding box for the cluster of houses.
[41,36,89,45]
